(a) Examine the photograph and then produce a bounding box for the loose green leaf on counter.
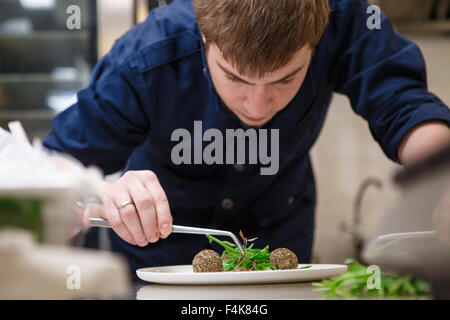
[312,259,431,299]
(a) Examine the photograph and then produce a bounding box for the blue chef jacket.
[44,0,450,277]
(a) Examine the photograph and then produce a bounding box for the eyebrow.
[216,60,306,85]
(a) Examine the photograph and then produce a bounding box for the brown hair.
[194,0,330,79]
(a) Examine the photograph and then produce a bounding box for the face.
[205,41,313,127]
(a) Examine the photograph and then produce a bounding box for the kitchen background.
[0,0,449,264]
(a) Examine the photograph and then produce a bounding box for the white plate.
[136,264,347,285]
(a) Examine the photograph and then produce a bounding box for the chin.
[239,118,271,128]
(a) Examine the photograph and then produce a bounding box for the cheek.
[275,75,307,108]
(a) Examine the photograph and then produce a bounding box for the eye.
[277,78,294,86]
[226,74,242,83]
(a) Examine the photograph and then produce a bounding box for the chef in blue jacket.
[44,0,450,277]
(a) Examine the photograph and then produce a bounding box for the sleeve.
[43,49,152,175]
[330,0,450,163]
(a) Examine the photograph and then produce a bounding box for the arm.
[397,120,450,166]
[43,51,151,174]
[330,0,450,163]
[45,45,173,246]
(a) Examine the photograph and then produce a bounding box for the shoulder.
[318,0,388,53]
[109,0,201,72]
[327,0,375,30]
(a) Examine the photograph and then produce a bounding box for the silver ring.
[118,200,134,212]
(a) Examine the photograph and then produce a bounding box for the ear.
[201,33,206,44]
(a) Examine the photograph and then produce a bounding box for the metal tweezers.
[89,218,245,254]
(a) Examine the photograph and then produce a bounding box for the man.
[44,0,450,276]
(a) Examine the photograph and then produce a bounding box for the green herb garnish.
[298,265,312,269]
[206,233,277,271]
[312,259,431,299]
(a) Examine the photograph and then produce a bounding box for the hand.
[432,185,450,246]
[73,170,173,247]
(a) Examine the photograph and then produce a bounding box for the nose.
[244,86,272,117]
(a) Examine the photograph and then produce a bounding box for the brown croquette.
[270,248,298,270]
[192,249,223,272]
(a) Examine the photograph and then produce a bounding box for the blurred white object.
[0,18,33,34]
[0,123,129,299]
[363,147,450,279]
[19,0,55,10]
[46,91,78,113]
[0,121,102,190]
[0,229,131,300]
[0,121,103,244]
[51,67,79,81]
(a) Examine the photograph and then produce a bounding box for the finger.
[81,204,98,229]
[127,179,159,243]
[441,204,450,246]
[432,203,440,231]
[101,198,137,246]
[141,171,173,239]
[69,203,85,238]
[433,202,450,246]
[68,226,82,238]
[114,193,149,247]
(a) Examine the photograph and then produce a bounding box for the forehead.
[210,43,311,81]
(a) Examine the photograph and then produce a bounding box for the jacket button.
[203,67,207,77]
[233,164,245,172]
[287,196,295,205]
[221,198,234,210]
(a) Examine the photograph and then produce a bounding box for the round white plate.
[136,264,347,285]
